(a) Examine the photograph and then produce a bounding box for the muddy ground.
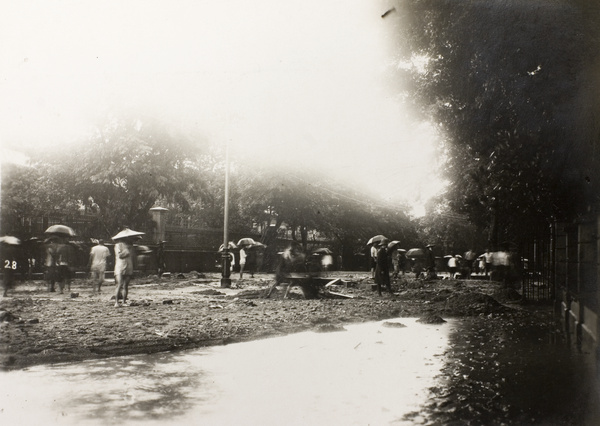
[1,271,534,371]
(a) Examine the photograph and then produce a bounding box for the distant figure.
[424,244,436,279]
[114,238,135,307]
[447,255,458,278]
[89,240,111,293]
[478,256,486,274]
[321,254,333,273]
[156,241,167,276]
[45,238,59,292]
[1,243,19,297]
[370,244,378,279]
[266,242,306,298]
[484,249,494,276]
[464,249,477,279]
[391,248,401,278]
[56,240,72,294]
[239,247,247,279]
[375,238,394,296]
[246,248,257,278]
[492,250,511,286]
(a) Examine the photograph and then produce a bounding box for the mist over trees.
[387,0,600,247]
[1,114,421,255]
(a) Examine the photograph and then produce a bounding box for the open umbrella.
[218,241,237,252]
[237,238,257,247]
[247,242,266,250]
[0,236,21,245]
[45,224,76,237]
[367,235,387,246]
[406,248,426,258]
[387,240,401,250]
[112,228,145,241]
[312,247,333,255]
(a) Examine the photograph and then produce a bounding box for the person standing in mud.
[484,248,494,277]
[375,238,394,296]
[114,237,135,307]
[55,239,73,294]
[370,243,378,279]
[44,238,59,292]
[391,247,401,279]
[88,239,111,293]
[1,241,20,297]
[156,241,167,276]
[425,244,436,279]
[239,246,247,279]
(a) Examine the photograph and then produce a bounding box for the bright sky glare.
[0,0,442,214]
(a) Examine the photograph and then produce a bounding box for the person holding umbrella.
[43,225,75,292]
[375,238,394,296]
[370,243,378,279]
[112,228,144,307]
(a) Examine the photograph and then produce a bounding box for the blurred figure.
[447,255,458,278]
[391,249,402,278]
[484,249,494,276]
[56,239,73,294]
[375,238,394,296]
[492,249,511,286]
[89,239,111,293]
[44,238,59,292]
[321,253,333,273]
[136,246,152,276]
[464,249,477,279]
[156,241,167,276]
[246,248,257,278]
[425,244,436,279]
[1,239,21,297]
[239,246,247,279]
[477,255,486,274]
[370,243,378,279]
[266,242,306,298]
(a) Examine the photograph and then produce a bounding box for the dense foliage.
[388,0,600,246]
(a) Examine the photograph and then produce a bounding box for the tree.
[234,163,420,268]
[1,162,80,236]
[35,115,210,237]
[388,0,600,246]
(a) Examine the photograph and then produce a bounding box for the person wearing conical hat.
[114,237,135,307]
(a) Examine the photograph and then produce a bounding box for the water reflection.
[1,352,213,425]
[422,314,600,425]
[0,319,450,425]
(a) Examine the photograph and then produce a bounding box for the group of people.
[369,238,423,296]
[43,235,135,307]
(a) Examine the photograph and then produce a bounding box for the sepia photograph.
[1,0,600,424]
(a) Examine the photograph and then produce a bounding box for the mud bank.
[1,272,526,370]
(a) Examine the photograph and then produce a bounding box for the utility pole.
[221,141,232,288]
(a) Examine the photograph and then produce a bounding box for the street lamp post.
[221,142,232,288]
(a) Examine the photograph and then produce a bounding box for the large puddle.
[0,318,450,425]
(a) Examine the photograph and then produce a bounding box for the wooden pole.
[221,141,232,288]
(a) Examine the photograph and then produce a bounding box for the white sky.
[0,0,442,213]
